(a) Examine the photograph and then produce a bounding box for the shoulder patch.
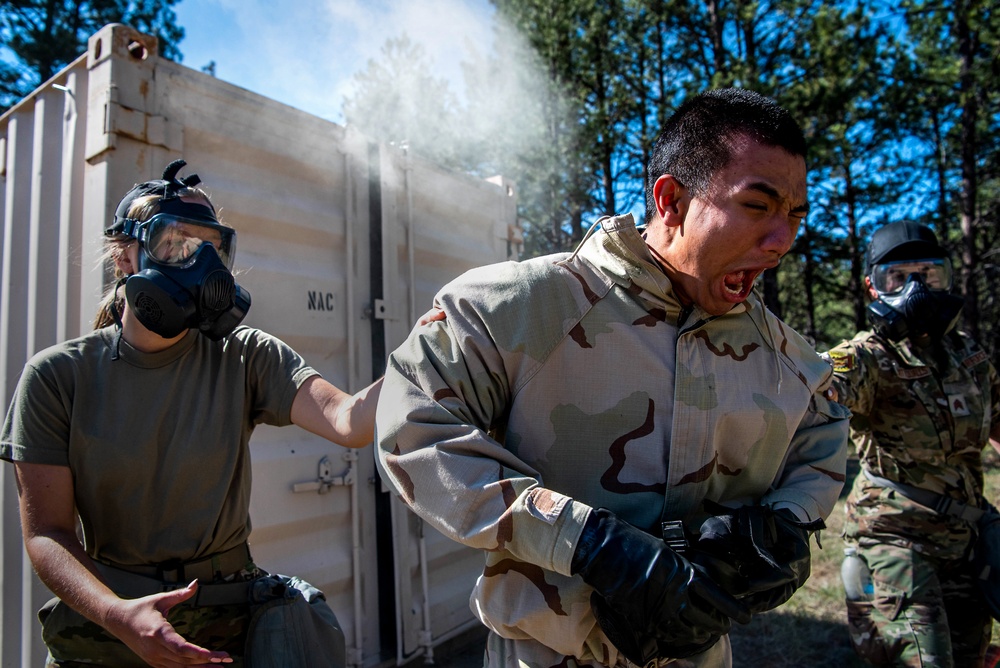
[828,349,854,373]
[896,366,931,380]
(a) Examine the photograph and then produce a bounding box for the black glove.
[689,503,822,614]
[571,508,751,665]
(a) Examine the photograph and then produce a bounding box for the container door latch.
[292,453,356,494]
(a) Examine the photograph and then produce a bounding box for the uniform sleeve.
[824,338,879,417]
[762,389,850,522]
[240,329,320,427]
[375,288,589,577]
[0,361,72,466]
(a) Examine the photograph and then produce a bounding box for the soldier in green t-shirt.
[0,160,439,667]
[825,221,1000,666]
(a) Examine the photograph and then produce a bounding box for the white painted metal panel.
[0,21,518,668]
[0,52,95,668]
[378,146,517,664]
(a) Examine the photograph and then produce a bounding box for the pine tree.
[0,0,184,110]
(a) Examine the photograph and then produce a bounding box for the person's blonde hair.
[93,187,214,329]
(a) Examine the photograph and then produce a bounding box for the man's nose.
[760,215,799,255]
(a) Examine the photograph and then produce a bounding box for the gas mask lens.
[137,214,236,269]
[870,257,952,295]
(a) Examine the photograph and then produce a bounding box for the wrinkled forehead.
[716,138,808,203]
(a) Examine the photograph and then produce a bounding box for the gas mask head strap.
[107,159,215,238]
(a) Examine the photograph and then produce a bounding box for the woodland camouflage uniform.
[828,328,1000,667]
[38,597,250,667]
[377,214,849,667]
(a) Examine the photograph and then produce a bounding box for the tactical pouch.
[245,574,346,668]
[862,470,1000,621]
[971,507,1000,622]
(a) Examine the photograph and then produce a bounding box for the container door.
[374,142,518,665]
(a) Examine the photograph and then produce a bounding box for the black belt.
[863,469,985,523]
[94,542,255,606]
[97,542,254,583]
[95,561,252,606]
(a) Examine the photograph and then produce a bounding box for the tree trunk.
[930,104,950,239]
[843,165,865,331]
[955,0,980,340]
[706,0,726,73]
[802,223,819,344]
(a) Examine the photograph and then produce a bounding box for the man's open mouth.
[723,269,759,299]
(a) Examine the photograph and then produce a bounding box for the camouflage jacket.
[828,329,1000,555]
[376,214,849,666]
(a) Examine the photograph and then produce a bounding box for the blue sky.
[173,0,497,123]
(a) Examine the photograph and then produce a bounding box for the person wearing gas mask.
[0,160,439,667]
[824,221,1000,666]
[376,88,850,668]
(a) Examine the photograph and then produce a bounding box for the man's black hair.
[644,88,807,222]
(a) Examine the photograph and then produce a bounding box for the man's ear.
[864,276,879,301]
[652,174,687,227]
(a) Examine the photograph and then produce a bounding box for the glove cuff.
[571,509,603,575]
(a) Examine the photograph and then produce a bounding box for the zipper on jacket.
[677,304,694,329]
[678,305,714,335]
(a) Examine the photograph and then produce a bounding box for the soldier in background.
[376,88,849,667]
[826,221,1000,666]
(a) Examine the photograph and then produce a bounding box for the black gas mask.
[866,262,963,343]
[107,160,251,340]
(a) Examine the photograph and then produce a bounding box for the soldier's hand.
[415,307,446,328]
[101,581,234,667]
[571,508,750,665]
[689,504,821,614]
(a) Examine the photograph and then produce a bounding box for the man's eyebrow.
[745,182,810,214]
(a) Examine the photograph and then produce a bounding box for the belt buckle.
[934,495,953,516]
[661,520,689,553]
[155,559,185,583]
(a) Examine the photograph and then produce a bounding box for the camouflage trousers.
[846,542,991,667]
[38,595,250,667]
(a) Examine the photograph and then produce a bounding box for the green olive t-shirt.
[0,325,318,566]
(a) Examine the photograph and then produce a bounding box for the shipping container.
[0,23,519,668]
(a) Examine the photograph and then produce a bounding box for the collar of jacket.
[884,335,931,369]
[570,213,758,327]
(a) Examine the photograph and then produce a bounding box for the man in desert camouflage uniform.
[376,88,849,668]
[827,221,1000,667]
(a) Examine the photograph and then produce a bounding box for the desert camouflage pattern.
[39,596,249,666]
[827,329,1000,665]
[377,214,849,667]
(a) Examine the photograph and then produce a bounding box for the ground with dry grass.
[728,450,1000,667]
